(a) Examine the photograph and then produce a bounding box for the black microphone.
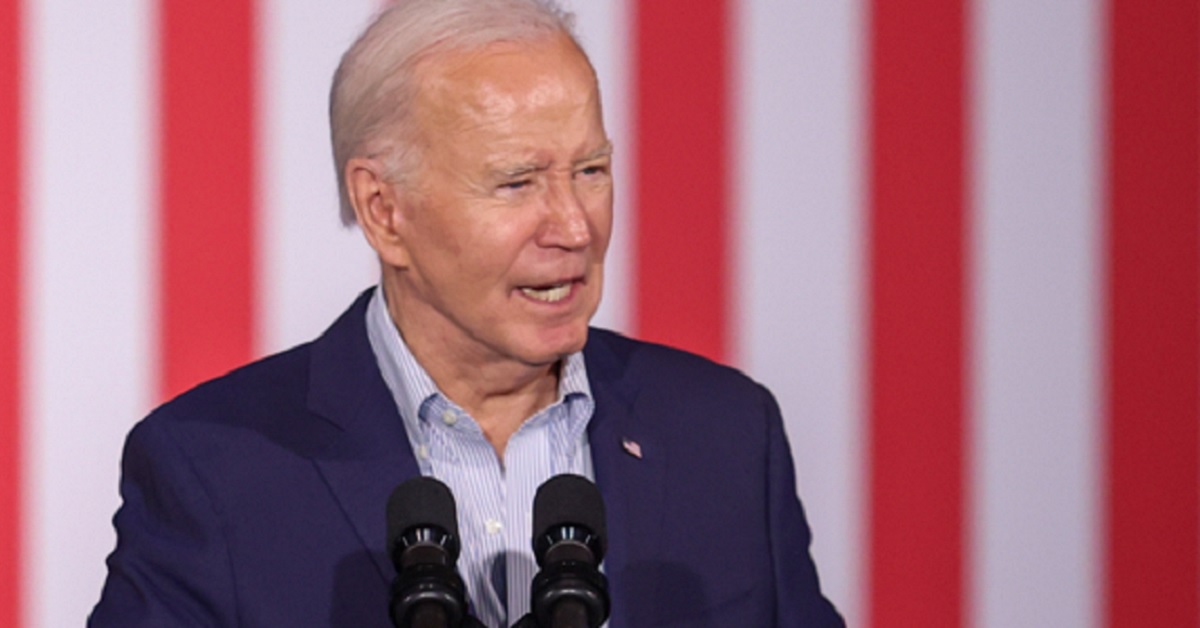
[386,477,472,628]
[528,474,610,628]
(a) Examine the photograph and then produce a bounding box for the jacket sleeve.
[761,387,846,627]
[89,417,239,627]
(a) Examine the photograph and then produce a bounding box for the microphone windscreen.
[532,474,607,556]
[386,477,459,558]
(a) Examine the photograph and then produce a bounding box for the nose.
[539,178,592,250]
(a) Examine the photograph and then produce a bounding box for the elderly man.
[91,1,843,626]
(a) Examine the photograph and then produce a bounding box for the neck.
[383,285,562,456]
[429,354,561,455]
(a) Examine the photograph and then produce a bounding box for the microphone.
[386,477,472,628]
[527,474,610,628]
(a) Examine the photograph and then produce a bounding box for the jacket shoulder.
[146,342,314,430]
[143,288,374,436]
[585,327,766,396]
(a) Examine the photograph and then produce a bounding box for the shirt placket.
[426,399,509,627]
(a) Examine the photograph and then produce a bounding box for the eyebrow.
[574,142,614,166]
[496,162,549,179]
[491,142,615,180]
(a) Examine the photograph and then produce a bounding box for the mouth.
[518,280,577,304]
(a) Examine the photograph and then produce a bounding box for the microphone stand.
[549,601,590,628]
[408,605,447,628]
[511,602,589,628]
[395,596,488,628]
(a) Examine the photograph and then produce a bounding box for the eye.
[499,179,532,191]
[575,163,609,178]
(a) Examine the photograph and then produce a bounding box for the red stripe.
[1106,1,1200,625]
[867,1,968,626]
[0,0,22,624]
[632,1,730,363]
[158,0,258,400]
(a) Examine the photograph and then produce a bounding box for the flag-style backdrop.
[2,1,1197,626]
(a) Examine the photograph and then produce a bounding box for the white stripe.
[733,0,865,623]
[970,1,1102,626]
[258,0,380,354]
[568,0,633,333]
[23,0,155,625]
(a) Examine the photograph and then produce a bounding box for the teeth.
[521,283,571,303]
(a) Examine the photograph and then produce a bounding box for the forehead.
[412,35,601,133]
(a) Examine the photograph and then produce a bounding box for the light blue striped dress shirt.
[365,287,596,628]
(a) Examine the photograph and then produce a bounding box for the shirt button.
[416,445,429,460]
[441,409,458,426]
[485,518,503,535]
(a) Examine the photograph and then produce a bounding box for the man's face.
[386,34,613,370]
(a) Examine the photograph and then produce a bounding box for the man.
[91,0,843,626]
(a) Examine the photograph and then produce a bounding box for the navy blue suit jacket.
[91,292,843,627]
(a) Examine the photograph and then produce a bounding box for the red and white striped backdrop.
[1,1,1197,626]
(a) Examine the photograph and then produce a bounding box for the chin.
[516,323,589,365]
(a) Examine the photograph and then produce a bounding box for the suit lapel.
[305,292,422,582]
[586,331,667,627]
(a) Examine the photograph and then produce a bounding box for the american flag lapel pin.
[621,437,643,459]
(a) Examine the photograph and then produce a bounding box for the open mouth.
[519,282,573,303]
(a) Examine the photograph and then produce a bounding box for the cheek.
[405,214,501,298]
[585,196,614,253]
[451,216,532,282]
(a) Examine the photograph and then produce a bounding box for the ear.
[345,157,413,268]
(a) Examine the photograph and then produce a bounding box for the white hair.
[329,0,581,225]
